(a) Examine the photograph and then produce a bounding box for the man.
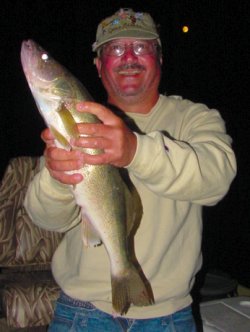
[24,8,236,332]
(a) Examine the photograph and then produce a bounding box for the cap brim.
[93,29,159,51]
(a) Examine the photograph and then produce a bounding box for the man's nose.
[121,47,138,62]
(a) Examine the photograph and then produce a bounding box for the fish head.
[21,40,72,110]
[21,39,92,111]
[21,39,95,149]
[21,39,82,145]
[21,39,62,85]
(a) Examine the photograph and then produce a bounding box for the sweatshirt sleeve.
[24,162,81,232]
[127,103,237,206]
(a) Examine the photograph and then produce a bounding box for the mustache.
[115,63,145,72]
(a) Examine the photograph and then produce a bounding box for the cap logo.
[101,9,145,36]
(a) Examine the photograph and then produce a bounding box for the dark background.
[1,1,249,286]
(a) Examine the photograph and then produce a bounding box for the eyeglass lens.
[102,41,157,56]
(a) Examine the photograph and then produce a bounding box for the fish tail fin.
[111,265,154,315]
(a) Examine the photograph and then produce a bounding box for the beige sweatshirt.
[24,95,236,318]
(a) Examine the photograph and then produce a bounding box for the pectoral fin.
[50,104,80,150]
[57,103,79,139]
[50,126,71,150]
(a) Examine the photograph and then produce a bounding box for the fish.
[20,39,154,314]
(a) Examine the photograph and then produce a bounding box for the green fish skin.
[21,39,154,315]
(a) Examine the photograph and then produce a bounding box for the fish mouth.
[21,39,44,55]
[21,40,40,74]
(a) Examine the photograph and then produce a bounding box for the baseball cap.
[92,8,160,52]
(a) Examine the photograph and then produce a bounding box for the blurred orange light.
[182,26,189,33]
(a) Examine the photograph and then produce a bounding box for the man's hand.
[42,128,84,185]
[42,101,137,184]
[73,101,137,167]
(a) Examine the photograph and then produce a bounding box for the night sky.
[1,1,249,287]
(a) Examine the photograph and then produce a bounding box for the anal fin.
[81,215,102,247]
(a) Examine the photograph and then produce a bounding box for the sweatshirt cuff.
[39,166,75,200]
[126,132,162,178]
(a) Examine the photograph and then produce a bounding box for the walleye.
[20,39,154,314]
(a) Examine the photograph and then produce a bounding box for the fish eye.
[41,53,49,61]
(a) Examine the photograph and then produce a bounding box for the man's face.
[95,38,162,104]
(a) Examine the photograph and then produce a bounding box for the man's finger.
[46,147,83,161]
[76,101,120,125]
[41,128,55,141]
[49,169,83,185]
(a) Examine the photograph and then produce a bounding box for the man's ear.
[94,57,102,78]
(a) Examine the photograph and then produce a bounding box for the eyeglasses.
[101,41,159,57]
